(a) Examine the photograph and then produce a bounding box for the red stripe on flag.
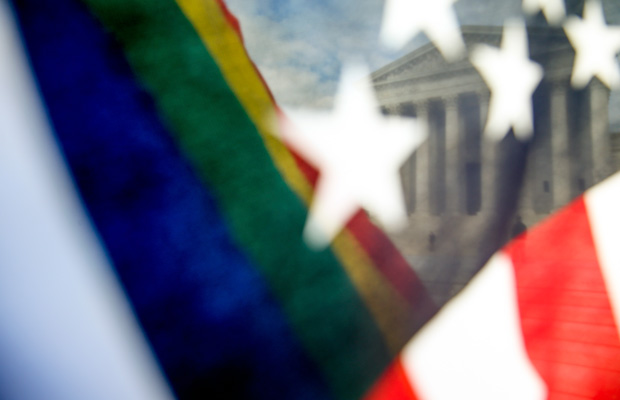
[348,211,434,310]
[364,359,419,400]
[506,199,620,399]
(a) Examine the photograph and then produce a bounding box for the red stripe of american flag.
[364,172,620,400]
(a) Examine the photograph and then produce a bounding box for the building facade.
[371,26,617,261]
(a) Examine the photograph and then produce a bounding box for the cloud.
[225,0,391,107]
[223,8,339,107]
[224,0,525,108]
[225,0,620,116]
[259,65,337,108]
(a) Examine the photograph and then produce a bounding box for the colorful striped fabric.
[365,171,620,400]
[9,0,436,399]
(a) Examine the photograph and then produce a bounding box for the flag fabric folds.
[6,0,436,399]
[6,0,620,399]
[365,171,620,400]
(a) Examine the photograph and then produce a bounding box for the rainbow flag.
[6,0,436,399]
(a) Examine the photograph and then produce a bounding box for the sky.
[224,0,620,126]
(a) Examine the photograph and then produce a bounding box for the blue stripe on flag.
[0,2,174,399]
[10,0,332,398]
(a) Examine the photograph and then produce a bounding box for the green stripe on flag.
[79,0,392,398]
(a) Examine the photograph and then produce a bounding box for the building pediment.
[371,26,572,85]
[371,43,450,83]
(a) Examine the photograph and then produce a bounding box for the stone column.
[590,80,611,184]
[403,101,417,214]
[415,102,430,214]
[480,91,496,213]
[550,82,571,209]
[444,95,460,214]
[384,103,414,213]
[392,102,412,213]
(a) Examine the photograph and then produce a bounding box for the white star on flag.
[380,0,465,61]
[564,0,620,89]
[279,64,426,248]
[522,0,566,25]
[471,19,544,141]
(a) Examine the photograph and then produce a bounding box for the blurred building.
[372,25,619,260]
